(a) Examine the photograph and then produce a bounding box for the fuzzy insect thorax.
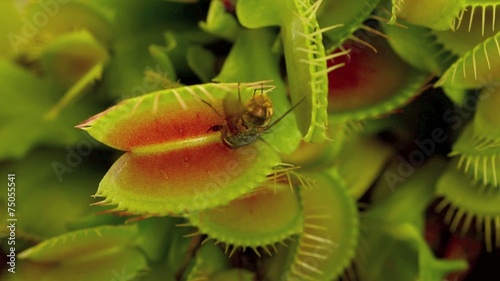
[242,93,273,128]
[207,86,303,149]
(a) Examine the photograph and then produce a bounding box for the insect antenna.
[200,99,222,117]
[266,97,306,130]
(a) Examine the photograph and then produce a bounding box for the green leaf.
[44,62,105,120]
[149,43,178,82]
[236,0,284,27]
[382,20,457,75]
[187,183,303,249]
[436,157,500,251]
[327,36,430,122]
[334,135,394,199]
[237,0,331,143]
[210,269,255,281]
[185,243,229,281]
[0,1,24,58]
[214,28,302,153]
[25,0,114,46]
[391,0,466,30]
[199,0,240,41]
[318,0,381,49]
[0,61,99,159]
[436,31,500,89]
[358,158,467,281]
[187,46,217,82]
[284,171,359,280]
[0,149,102,241]
[136,217,181,262]
[40,30,109,88]
[7,225,147,281]
[79,83,281,215]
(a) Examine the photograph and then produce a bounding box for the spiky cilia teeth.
[80,82,285,216]
[283,171,359,281]
[355,158,468,280]
[447,86,500,182]
[447,87,500,188]
[390,0,466,30]
[433,4,500,56]
[435,30,500,89]
[436,159,500,252]
[450,123,500,188]
[471,86,500,148]
[382,17,458,75]
[237,0,336,143]
[282,0,332,143]
[14,225,148,280]
[184,182,304,257]
[316,0,381,50]
[431,4,500,95]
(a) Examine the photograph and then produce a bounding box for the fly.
[206,84,304,148]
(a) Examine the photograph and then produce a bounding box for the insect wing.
[222,93,245,133]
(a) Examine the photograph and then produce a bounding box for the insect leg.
[238,82,241,103]
[266,97,306,130]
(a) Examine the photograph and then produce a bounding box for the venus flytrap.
[148,39,179,84]
[316,0,382,51]
[198,0,239,42]
[334,135,394,199]
[78,82,284,216]
[1,1,25,58]
[6,0,113,59]
[436,159,500,252]
[327,36,430,123]
[470,86,500,147]
[21,0,114,47]
[186,46,217,83]
[433,4,500,56]
[389,0,466,30]
[0,60,100,159]
[237,0,337,143]
[283,171,359,281]
[357,159,467,281]
[214,27,302,154]
[451,124,500,188]
[382,19,458,75]
[0,1,113,158]
[40,30,109,119]
[0,149,100,244]
[3,0,500,279]
[5,225,147,281]
[436,31,500,89]
[101,1,215,99]
[186,183,303,257]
